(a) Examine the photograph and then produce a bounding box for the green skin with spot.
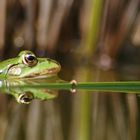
[0,51,61,79]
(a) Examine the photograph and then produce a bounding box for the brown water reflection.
[68,66,139,140]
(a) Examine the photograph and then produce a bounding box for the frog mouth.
[24,67,61,78]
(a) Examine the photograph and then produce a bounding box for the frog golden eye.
[17,92,34,104]
[23,53,38,67]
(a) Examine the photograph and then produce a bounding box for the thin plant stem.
[10,81,140,93]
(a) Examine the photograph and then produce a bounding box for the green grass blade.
[14,81,140,93]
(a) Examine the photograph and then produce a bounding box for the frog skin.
[0,50,61,79]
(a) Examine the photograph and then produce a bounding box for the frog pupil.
[21,96,32,103]
[27,55,35,61]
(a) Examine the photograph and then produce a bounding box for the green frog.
[0,50,61,79]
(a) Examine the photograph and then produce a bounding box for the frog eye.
[17,92,34,104]
[23,53,38,67]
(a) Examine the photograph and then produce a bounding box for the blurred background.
[0,0,140,140]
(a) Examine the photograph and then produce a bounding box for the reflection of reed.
[26,101,63,140]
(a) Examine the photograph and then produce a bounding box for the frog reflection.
[0,77,62,104]
[10,87,58,104]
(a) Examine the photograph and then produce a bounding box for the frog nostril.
[47,58,51,63]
